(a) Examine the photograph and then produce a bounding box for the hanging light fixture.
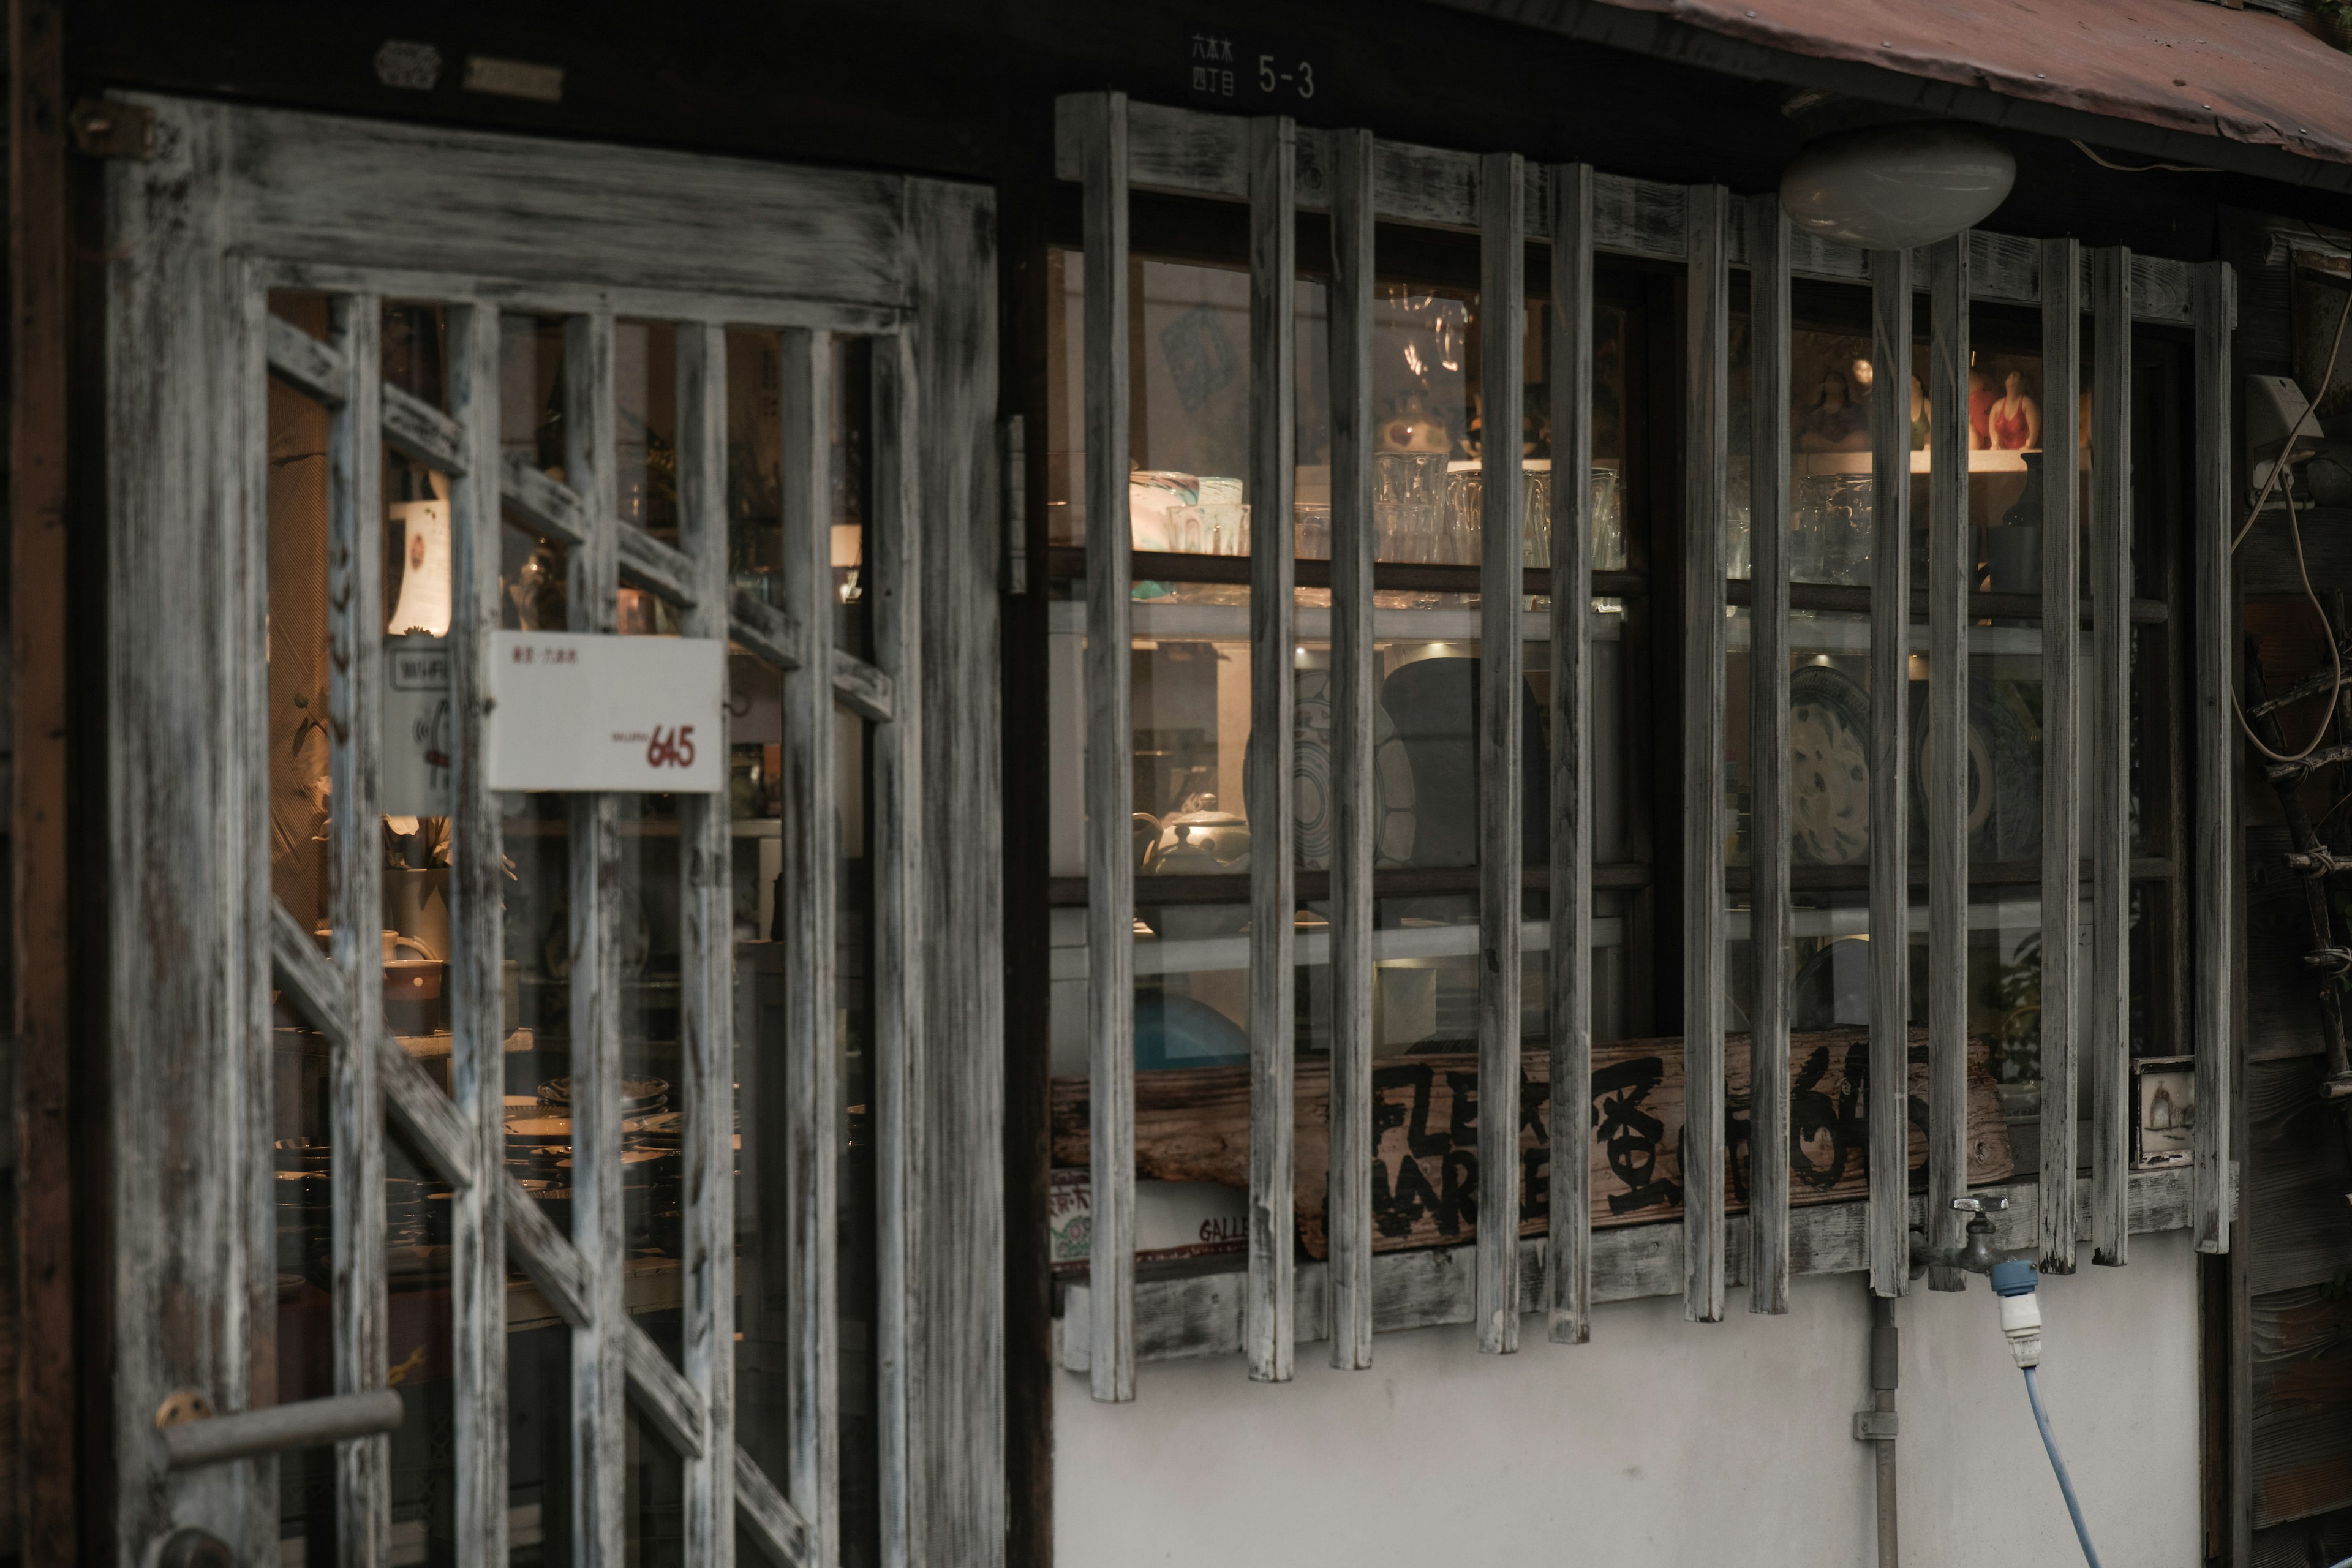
[1779,121,2016,251]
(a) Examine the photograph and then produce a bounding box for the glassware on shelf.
[1372,451,1448,563]
[1293,503,1331,562]
[1591,465,1625,572]
[1794,472,1874,586]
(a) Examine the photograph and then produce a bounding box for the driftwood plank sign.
[1050,1028,2015,1257]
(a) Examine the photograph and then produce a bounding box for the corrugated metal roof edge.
[1438,0,2352,195]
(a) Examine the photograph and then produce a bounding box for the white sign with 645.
[486,630,726,794]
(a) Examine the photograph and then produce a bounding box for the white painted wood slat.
[1744,192,1793,1317]
[562,309,630,1566]
[446,300,509,1568]
[1546,162,1597,1344]
[832,650,897,723]
[1867,250,1915,1299]
[1325,126,1378,1373]
[1245,113,1298,1385]
[1926,235,1973,1292]
[736,1444,818,1568]
[1682,186,1730,1325]
[2192,260,2236,1254]
[617,521,701,608]
[265,312,350,406]
[676,320,738,1568]
[2037,239,2084,1274]
[1476,151,1527,1355]
[777,326,843,1558]
[326,292,392,1568]
[730,591,807,674]
[382,380,466,475]
[501,451,592,547]
[624,1320,711,1461]
[1079,90,1139,1404]
[2090,249,2134,1268]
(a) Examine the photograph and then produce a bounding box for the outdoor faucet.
[1909,1196,2009,1282]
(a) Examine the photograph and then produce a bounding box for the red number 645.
[646,724,696,768]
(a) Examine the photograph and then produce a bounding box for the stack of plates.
[537,1077,671,1117]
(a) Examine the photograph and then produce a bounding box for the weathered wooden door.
[100,95,1001,1568]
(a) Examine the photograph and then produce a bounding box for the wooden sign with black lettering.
[1049,1027,2016,1257]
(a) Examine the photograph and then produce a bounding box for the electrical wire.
[2231,268,2352,762]
[2023,1366,2104,1568]
[2070,139,2219,174]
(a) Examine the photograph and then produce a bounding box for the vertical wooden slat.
[869,329,925,1562]
[1926,235,1972,1292]
[676,321,736,1567]
[445,302,510,1568]
[1476,150,1527,1355]
[1545,163,1597,1344]
[1867,249,1915,1299]
[2191,259,2235,1254]
[2038,238,2084,1273]
[1681,184,1730,1325]
[1244,114,1298,1385]
[1744,192,1793,1316]
[778,328,843,1553]
[562,309,628,1566]
[1079,91,1138,1404]
[2090,247,2134,1267]
[1325,126,1378,1373]
[327,293,391,1568]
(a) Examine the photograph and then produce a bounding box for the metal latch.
[69,99,154,160]
[1852,1409,1899,1442]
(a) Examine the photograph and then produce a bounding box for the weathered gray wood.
[1545,163,1598,1344]
[2038,238,2084,1274]
[445,301,508,1568]
[777,327,843,1557]
[616,521,701,609]
[1244,113,1299,1385]
[1325,126,1378,1374]
[1744,191,1793,1317]
[729,591,807,674]
[1055,1169,2198,1368]
[736,1443,818,1568]
[326,292,392,1568]
[675,320,737,1568]
[831,649,897,723]
[382,380,467,476]
[562,309,628,1567]
[1051,95,2201,323]
[1477,151,1528,1354]
[2090,247,2134,1268]
[867,328,925,1567]
[1682,184,1731,1325]
[162,1392,407,1471]
[1079,91,1139,1404]
[265,312,350,406]
[2192,260,2236,1256]
[1926,235,1973,1293]
[500,1181,594,1332]
[499,451,591,548]
[1868,249,1915,1299]
[624,1320,710,1461]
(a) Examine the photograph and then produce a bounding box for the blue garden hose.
[2022,1366,2102,1568]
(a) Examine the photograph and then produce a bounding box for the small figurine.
[1967,368,1994,450]
[1909,374,1930,451]
[1797,368,1871,452]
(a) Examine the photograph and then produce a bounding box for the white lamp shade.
[1779,123,2017,251]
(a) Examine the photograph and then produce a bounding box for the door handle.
[160,1389,404,1469]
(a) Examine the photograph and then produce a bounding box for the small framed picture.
[2134,1056,2196,1169]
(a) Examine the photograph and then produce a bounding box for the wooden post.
[445,303,511,1568]
[1078,90,1138,1404]
[1868,249,1915,1299]
[1744,192,1793,1316]
[1245,113,1298,1384]
[778,328,844,1553]
[1477,150,1527,1354]
[676,321,737,1566]
[1926,235,1972,1291]
[2037,238,2084,1273]
[1326,126,1378,1373]
[2090,247,2133,1267]
[1683,184,1730,1324]
[562,310,629,1566]
[326,293,393,1564]
[2191,260,2235,1254]
[1547,163,1597,1343]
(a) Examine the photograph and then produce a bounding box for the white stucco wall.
[1055,1227,2201,1567]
